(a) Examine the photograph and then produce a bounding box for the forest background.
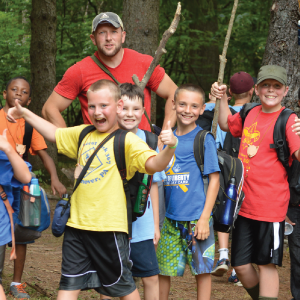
[0,0,299,180]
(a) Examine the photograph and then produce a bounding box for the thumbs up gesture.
[6,99,25,123]
[160,120,177,148]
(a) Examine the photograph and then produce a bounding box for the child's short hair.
[119,83,144,106]
[87,79,121,101]
[6,76,31,97]
[174,84,205,105]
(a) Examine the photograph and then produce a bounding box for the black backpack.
[193,130,245,233]
[0,107,33,161]
[78,126,158,238]
[239,103,300,206]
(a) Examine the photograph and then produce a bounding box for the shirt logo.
[242,122,260,149]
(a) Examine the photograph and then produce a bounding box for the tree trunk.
[261,0,300,113]
[122,0,160,123]
[29,0,57,171]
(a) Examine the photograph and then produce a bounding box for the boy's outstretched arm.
[0,130,31,184]
[36,150,67,197]
[145,121,177,174]
[194,172,219,240]
[7,100,57,143]
[150,182,160,247]
[211,82,232,132]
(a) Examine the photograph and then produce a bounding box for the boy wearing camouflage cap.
[211,65,300,300]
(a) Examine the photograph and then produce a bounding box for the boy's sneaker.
[10,283,30,298]
[228,274,243,286]
[211,258,230,276]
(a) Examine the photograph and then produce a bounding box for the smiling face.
[255,79,289,113]
[117,96,144,134]
[90,24,126,58]
[3,78,31,110]
[173,90,205,133]
[87,88,123,133]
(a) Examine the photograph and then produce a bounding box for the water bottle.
[29,178,41,226]
[133,174,148,214]
[298,20,300,46]
[220,177,237,226]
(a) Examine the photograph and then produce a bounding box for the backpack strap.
[22,122,33,161]
[143,130,158,150]
[113,130,133,239]
[270,108,296,177]
[77,125,96,153]
[193,130,213,195]
[239,103,261,126]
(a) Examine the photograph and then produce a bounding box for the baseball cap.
[92,12,124,33]
[256,65,287,86]
[230,71,254,94]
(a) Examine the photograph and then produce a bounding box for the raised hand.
[6,99,26,123]
[210,82,227,100]
[0,129,11,152]
[160,120,177,148]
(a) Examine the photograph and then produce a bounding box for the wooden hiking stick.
[132,2,181,130]
[211,0,239,138]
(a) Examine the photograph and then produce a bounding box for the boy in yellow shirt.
[7,79,177,300]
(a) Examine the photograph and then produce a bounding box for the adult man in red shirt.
[42,12,177,133]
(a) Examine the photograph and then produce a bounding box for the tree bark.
[122,0,160,123]
[261,0,300,113]
[29,0,57,170]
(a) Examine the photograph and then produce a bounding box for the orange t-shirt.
[0,109,47,156]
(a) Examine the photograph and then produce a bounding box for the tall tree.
[262,0,300,110]
[30,0,57,168]
[123,0,160,123]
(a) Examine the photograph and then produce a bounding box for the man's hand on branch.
[211,82,227,100]
[159,121,177,148]
[6,100,26,123]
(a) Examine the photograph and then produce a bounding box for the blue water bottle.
[220,177,237,226]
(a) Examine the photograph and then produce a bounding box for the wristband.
[168,137,178,149]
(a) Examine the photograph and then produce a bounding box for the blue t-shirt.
[0,151,31,246]
[131,129,166,243]
[164,126,220,221]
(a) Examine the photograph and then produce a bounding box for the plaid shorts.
[157,217,215,276]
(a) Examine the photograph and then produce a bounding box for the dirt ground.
[2,197,293,300]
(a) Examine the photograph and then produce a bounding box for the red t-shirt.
[54,49,165,131]
[228,106,300,222]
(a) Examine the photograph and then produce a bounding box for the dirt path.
[2,198,293,300]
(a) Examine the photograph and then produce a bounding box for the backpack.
[193,130,245,233]
[78,126,158,238]
[239,103,300,205]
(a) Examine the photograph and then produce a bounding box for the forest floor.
[2,196,293,300]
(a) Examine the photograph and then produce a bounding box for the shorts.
[130,239,159,277]
[157,217,215,276]
[59,226,136,298]
[231,215,285,267]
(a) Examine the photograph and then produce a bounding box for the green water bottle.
[133,174,149,214]
[29,178,41,226]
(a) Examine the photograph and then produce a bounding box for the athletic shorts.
[59,226,136,298]
[157,217,215,276]
[130,239,159,277]
[231,215,285,267]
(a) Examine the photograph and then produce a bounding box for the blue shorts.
[130,239,159,277]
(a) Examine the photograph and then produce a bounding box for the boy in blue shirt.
[0,129,31,295]
[157,84,220,300]
[116,83,166,300]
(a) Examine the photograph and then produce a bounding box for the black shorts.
[231,215,285,267]
[59,226,136,298]
[130,239,159,277]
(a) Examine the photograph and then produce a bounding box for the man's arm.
[211,82,232,132]
[155,74,178,129]
[7,100,57,143]
[41,91,73,128]
[36,149,67,197]
[150,182,160,247]
[194,172,220,240]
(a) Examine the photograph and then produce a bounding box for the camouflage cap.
[92,12,124,33]
[256,65,287,86]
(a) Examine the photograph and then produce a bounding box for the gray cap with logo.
[256,65,287,86]
[92,12,124,33]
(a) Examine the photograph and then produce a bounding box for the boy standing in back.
[212,65,300,300]
[157,84,220,300]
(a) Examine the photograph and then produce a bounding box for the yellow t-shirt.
[55,125,157,233]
